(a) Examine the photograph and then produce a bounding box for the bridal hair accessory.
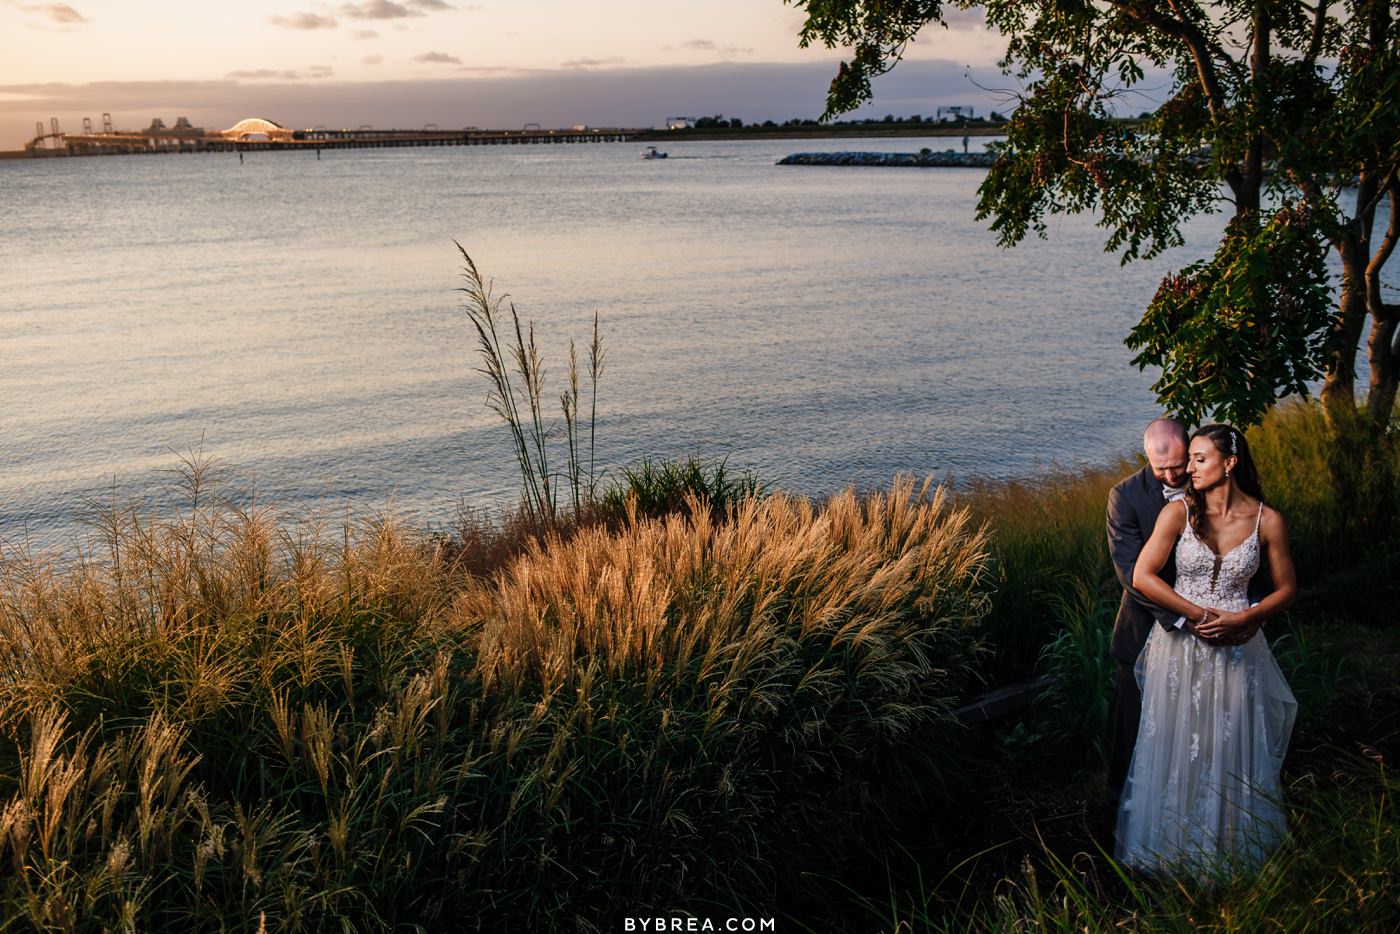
[1229,429,1237,457]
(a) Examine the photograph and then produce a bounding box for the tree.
[790,0,1400,433]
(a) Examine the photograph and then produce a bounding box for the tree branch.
[1102,0,1251,196]
[1288,168,1353,246]
[1105,0,1232,120]
[1359,163,1400,232]
[1305,0,1329,64]
[1169,0,1248,88]
[1366,179,1400,320]
[1244,3,1271,212]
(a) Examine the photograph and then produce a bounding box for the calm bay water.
[0,136,1281,550]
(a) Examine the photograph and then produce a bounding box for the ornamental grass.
[0,472,989,932]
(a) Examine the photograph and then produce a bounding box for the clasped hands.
[1189,607,1260,646]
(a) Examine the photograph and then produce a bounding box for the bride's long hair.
[1186,424,1265,538]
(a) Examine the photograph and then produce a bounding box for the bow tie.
[1162,485,1186,502]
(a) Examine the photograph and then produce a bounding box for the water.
[0,137,1338,550]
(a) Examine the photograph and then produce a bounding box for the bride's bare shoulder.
[1259,503,1290,539]
[1152,499,1188,533]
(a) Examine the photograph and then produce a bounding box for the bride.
[1118,423,1299,873]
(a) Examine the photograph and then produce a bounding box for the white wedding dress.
[1116,501,1297,874]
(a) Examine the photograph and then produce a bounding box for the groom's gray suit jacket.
[1107,466,1179,664]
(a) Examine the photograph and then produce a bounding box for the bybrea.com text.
[623,919,775,932]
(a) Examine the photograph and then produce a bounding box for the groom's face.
[1147,444,1188,489]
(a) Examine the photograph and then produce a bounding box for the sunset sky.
[1,1,1008,149]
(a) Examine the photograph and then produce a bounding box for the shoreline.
[2,125,1009,160]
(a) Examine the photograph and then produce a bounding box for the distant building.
[215,118,293,142]
[666,117,695,130]
[935,106,975,122]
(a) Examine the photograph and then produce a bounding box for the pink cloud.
[7,2,89,25]
[269,12,338,30]
[413,51,462,64]
[341,0,420,20]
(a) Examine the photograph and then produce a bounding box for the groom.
[1105,417,1192,806]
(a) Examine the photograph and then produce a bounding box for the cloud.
[43,2,84,22]
[6,2,88,25]
[940,7,987,31]
[456,65,540,76]
[336,0,459,21]
[226,64,333,80]
[413,51,462,64]
[227,69,306,80]
[340,0,421,19]
[350,29,379,39]
[363,55,383,65]
[663,39,753,58]
[561,57,627,69]
[269,12,338,30]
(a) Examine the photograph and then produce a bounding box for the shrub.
[0,476,990,931]
[596,455,765,525]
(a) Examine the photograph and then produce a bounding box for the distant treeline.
[644,113,1156,140]
[682,112,1009,130]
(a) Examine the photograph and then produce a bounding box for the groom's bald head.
[1143,418,1189,488]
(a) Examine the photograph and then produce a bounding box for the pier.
[23,116,643,158]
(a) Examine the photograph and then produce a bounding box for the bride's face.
[1187,437,1236,490]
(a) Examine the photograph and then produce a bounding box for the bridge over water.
[28,117,644,157]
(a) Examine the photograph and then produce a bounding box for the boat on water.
[641,146,667,160]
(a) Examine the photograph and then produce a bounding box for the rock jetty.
[777,150,996,168]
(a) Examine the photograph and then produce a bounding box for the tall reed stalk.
[456,244,604,524]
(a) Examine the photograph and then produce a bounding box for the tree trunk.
[1321,262,1370,423]
[1365,184,1399,428]
[1239,5,1270,217]
[1367,312,1399,427]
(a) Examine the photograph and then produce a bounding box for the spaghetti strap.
[1254,502,1264,533]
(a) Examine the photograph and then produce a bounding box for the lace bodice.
[1173,501,1262,612]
